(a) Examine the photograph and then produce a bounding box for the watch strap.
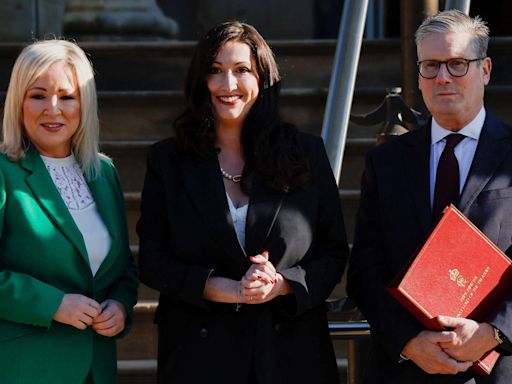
[494,327,507,344]
[492,326,512,355]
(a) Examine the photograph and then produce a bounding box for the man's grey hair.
[415,9,490,58]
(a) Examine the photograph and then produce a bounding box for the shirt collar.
[431,106,485,145]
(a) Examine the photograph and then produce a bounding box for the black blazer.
[348,112,512,384]
[137,133,348,384]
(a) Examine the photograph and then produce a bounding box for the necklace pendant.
[232,175,242,183]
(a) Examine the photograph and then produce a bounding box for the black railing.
[329,321,371,384]
[329,321,370,339]
[327,296,371,384]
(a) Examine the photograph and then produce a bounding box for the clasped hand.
[401,316,498,375]
[53,294,126,337]
[240,251,290,304]
[436,316,498,362]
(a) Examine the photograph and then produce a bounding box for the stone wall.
[0,0,67,42]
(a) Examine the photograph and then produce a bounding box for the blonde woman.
[0,40,138,384]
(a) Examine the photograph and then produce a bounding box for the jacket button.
[199,328,209,338]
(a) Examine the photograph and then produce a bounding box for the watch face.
[495,328,505,344]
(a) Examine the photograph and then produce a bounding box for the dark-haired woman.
[137,21,348,384]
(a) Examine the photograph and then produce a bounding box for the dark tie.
[432,133,465,220]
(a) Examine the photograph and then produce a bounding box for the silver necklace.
[220,167,242,183]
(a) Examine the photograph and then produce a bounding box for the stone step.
[96,85,512,141]
[4,85,510,144]
[96,86,512,141]
[2,86,511,144]
[2,83,510,143]
[101,141,150,194]
[93,88,383,142]
[0,87,383,141]
[0,39,398,91]
[117,301,158,361]
[2,37,512,93]
[117,358,349,384]
[118,359,156,384]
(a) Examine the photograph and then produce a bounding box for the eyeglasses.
[417,57,486,79]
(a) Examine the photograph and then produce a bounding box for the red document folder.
[387,205,512,375]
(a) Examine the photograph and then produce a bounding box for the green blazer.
[0,146,138,384]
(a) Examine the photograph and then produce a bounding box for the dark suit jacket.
[137,133,348,384]
[347,112,512,384]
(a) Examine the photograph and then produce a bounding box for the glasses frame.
[417,57,487,79]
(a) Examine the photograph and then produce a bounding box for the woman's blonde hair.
[1,39,100,180]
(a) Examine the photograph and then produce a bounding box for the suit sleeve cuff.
[177,266,215,308]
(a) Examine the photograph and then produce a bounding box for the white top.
[41,154,112,275]
[226,193,248,250]
[430,106,485,207]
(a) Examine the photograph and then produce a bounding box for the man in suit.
[347,10,512,384]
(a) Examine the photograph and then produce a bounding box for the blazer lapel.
[244,176,285,257]
[403,124,432,235]
[179,154,248,269]
[459,114,512,214]
[20,147,89,263]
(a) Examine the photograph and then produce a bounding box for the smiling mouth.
[218,95,241,103]
[41,123,64,131]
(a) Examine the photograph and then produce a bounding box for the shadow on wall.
[0,0,179,43]
[156,0,342,40]
[0,0,67,42]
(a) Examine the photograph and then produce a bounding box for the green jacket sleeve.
[0,167,65,328]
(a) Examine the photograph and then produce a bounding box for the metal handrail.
[328,320,371,384]
[321,0,369,185]
[328,321,371,339]
[444,0,471,14]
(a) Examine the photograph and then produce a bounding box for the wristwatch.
[494,326,508,345]
[493,327,512,355]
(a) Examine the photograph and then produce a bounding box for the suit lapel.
[403,124,432,235]
[180,153,285,267]
[459,114,512,214]
[244,176,285,257]
[20,146,89,263]
[179,154,248,269]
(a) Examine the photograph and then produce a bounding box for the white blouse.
[226,193,248,250]
[40,154,112,275]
